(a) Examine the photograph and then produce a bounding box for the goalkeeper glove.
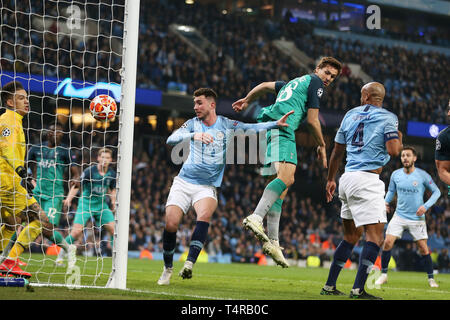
[16,166,35,195]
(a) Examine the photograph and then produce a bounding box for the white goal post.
[0,0,139,290]
[107,0,140,290]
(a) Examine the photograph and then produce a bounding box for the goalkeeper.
[26,123,80,267]
[0,81,53,278]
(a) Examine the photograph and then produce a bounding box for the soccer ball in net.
[89,95,117,121]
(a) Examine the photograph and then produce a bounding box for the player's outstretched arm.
[326,142,346,203]
[232,82,278,113]
[276,110,294,127]
[166,120,195,145]
[228,110,293,133]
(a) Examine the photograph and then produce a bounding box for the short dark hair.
[193,88,218,102]
[1,81,24,108]
[316,57,342,75]
[402,146,417,156]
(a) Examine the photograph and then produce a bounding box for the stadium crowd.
[137,0,449,124]
[1,0,448,274]
[1,0,448,124]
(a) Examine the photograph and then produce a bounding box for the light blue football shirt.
[385,168,441,221]
[167,115,278,187]
[335,104,399,172]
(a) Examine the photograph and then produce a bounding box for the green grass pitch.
[0,253,449,300]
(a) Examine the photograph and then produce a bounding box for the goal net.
[0,0,139,289]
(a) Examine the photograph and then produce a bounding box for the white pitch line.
[29,282,236,300]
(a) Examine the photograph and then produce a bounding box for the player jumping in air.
[321,82,403,299]
[232,57,342,268]
[59,148,116,266]
[375,147,441,288]
[157,88,293,285]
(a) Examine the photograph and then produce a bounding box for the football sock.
[422,254,434,279]
[325,240,354,287]
[8,219,42,260]
[267,198,283,240]
[187,221,210,264]
[65,234,76,245]
[381,250,391,274]
[0,225,16,253]
[48,230,69,251]
[254,178,287,220]
[162,229,177,268]
[352,241,380,290]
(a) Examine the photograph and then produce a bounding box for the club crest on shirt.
[412,181,418,187]
[1,127,11,137]
[216,131,224,140]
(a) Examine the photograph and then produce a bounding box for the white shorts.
[338,171,387,228]
[165,176,217,214]
[386,214,428,241]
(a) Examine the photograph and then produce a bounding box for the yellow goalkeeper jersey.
[0,108,26,176]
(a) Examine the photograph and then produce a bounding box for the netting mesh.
[0,0,126,287]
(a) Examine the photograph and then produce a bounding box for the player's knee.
[417,243,429,255]
[42,226,54,238]
[344,235,359,246]
[278,175,294,188]
[71,225,83,238]
[165,220,179,233]
[382,237,394,250]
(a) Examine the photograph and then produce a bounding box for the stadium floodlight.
[0,0,139,290]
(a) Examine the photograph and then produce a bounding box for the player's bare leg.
[158,205,183,285]
[179,197,217,280]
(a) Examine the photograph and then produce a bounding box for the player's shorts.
[0,172,37,217]
[260,128,297,176]
[386,214,428,241]
[73,199,115,227]
[34,195,64,226]
[165,176,217,214]
[338,171,387,228]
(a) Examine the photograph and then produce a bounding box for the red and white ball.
[89,94,117,121]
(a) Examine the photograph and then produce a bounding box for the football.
[89,94,117,121]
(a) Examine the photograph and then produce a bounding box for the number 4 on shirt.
[352,122,364,148]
